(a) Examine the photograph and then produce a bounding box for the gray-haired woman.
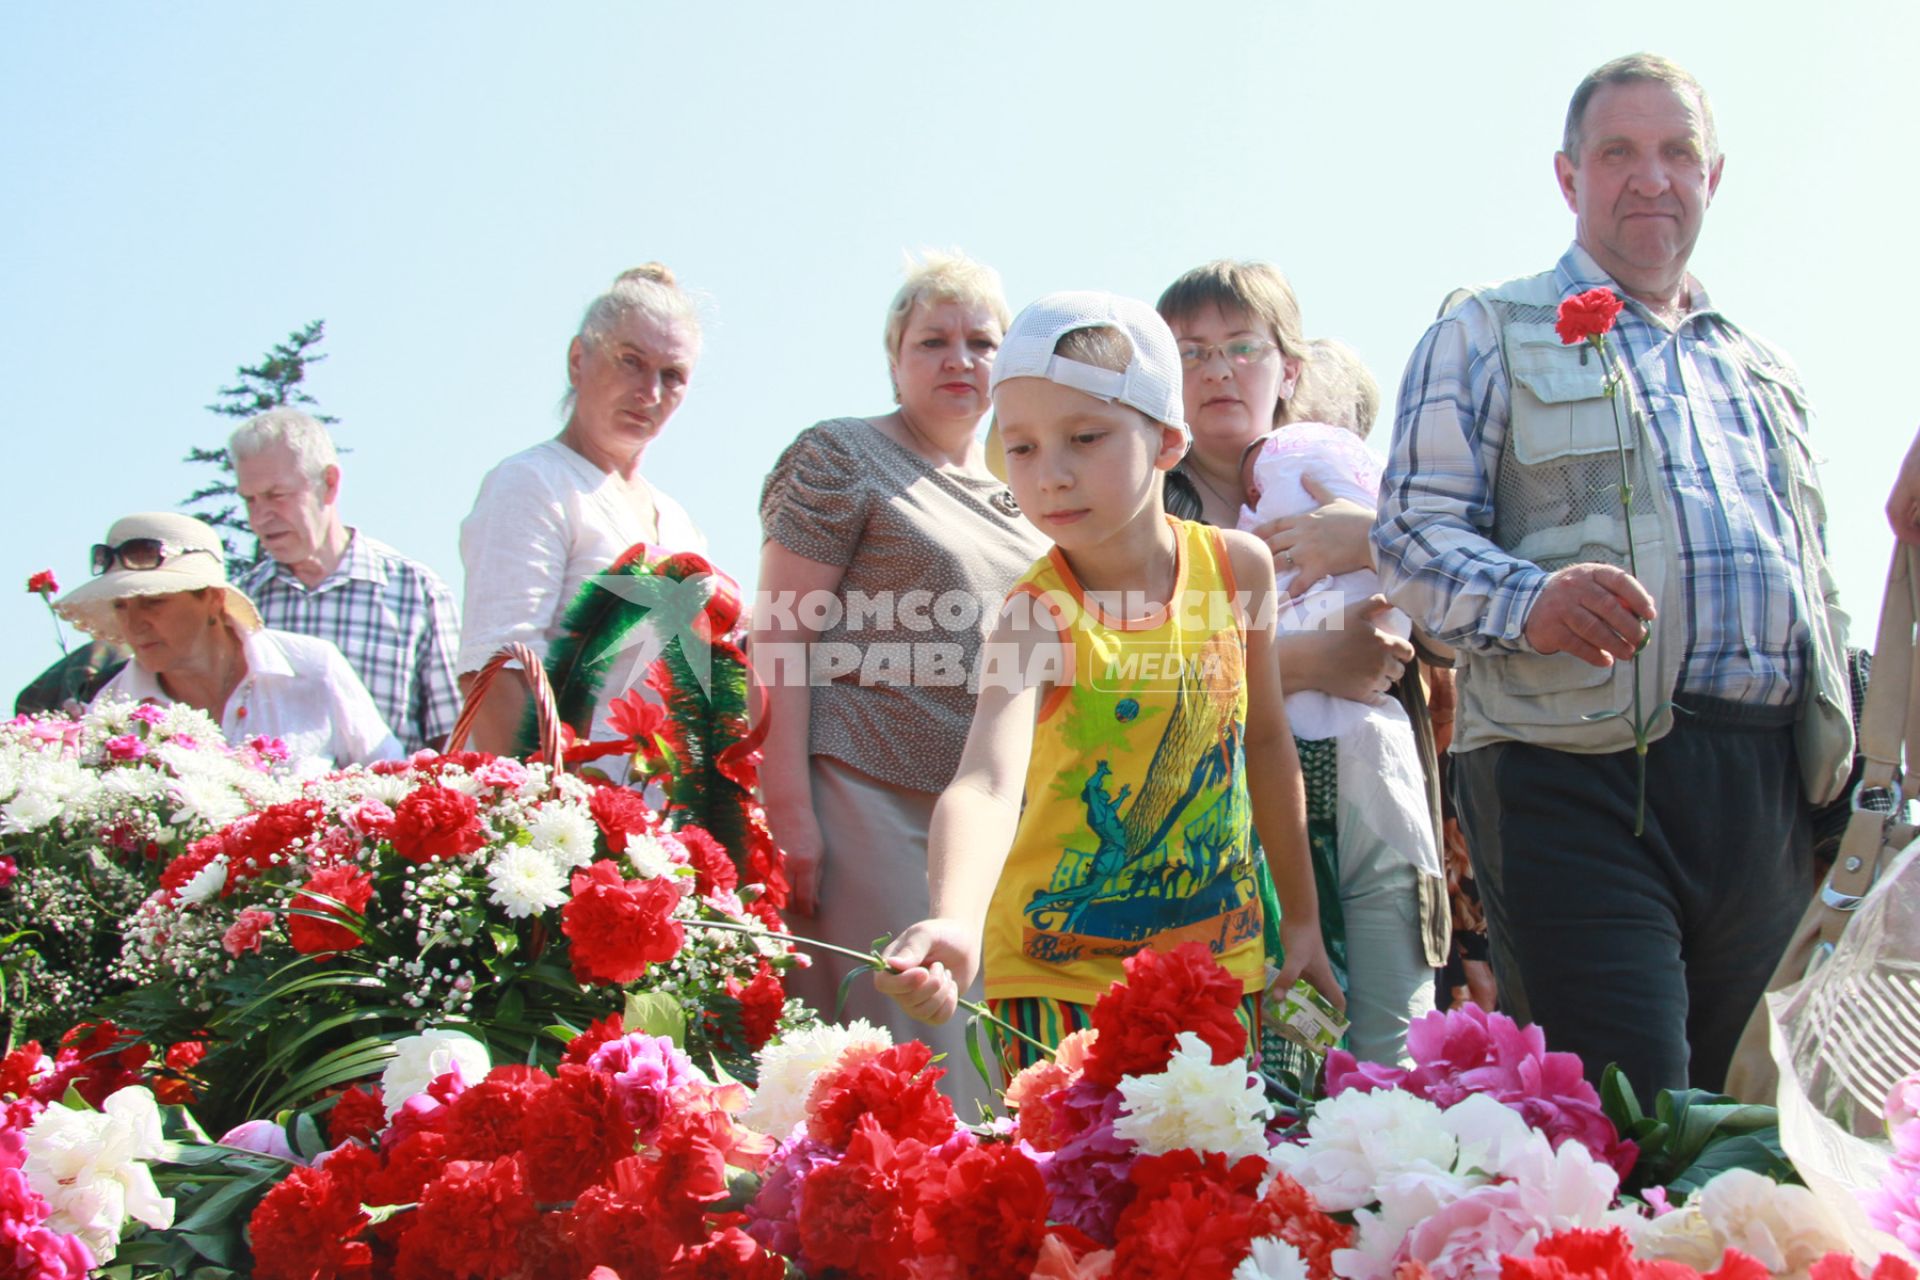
[457,264,710,751]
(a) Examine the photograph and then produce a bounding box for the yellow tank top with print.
[983,517,1265,1005]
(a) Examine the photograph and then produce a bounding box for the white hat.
[990,291,1187,432]
[55,512,263,645]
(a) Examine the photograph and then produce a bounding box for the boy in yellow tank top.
[876,291,1342,1066]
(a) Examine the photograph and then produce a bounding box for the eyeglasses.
[90,539,214,576]
[1177,338,1280,369]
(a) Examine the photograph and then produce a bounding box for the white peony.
[24,1086,174,1263]
[486,844,569,918]
[1627,1203,1727,1272]
[1267,1086,1455,1211]
[526,803,598,868]
[741,1019,893,1136]
[380,1029,492,1119]
[1690,1167,1852,1280]
[1114,1031,1270,1161]
[1234,1236,1312,1280]
[1441,1092,1542,1180]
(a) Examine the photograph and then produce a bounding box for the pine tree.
[183,320,335,571]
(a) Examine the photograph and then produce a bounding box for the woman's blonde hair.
[1156,260,1311,427]
[882,250,1011,360]
[576,262,701,352]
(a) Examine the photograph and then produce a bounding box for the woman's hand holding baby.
[1252,477,1375,598]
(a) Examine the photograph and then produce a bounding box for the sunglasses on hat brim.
[90,539,218,576]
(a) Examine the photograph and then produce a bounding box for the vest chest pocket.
[1496,334,1651,576]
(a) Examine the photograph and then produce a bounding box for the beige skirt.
[783,754,997,1121]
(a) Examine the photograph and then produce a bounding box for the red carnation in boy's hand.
[1555,287,1624,345]
[288,864,373,954]
[390,785,484,863]
[1083,942,1247,1087]
[25,570,58,596]
[562,860,684,985]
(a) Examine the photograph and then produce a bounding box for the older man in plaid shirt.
[231,409,462,753]
[1373,54,1852,1097]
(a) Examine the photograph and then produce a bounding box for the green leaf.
[171,1172,271,1235]
[624,990,686,1046]
[1665,1131,1796,1196]
[488,924,519,959]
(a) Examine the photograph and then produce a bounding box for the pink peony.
[1862,1130,1920,1253]
[1327,1005,1636,1179]
[1886,1071,1920,1132]
[1393,1141,1620,1280]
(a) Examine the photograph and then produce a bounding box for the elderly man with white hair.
[230,409,462,753]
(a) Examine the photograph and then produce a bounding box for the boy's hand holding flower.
[875,919,979,1025]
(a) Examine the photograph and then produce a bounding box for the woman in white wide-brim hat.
[56,512,402,769]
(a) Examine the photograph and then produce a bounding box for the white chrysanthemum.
[380,1029,491,1119]
[1114,1031,1269,1160]
[359,772,416,806]
[547,771,592,803]
[625,831,689,881]
[527,804,598,868]
[1233,1236,1312,1280]
[177,858,228,905]
[741,1018,893,1136]
[24,1085,174,1262]
[439,770,485,797]
[1267,1084,1455,1211]
[100,767,167,803]
[1,788,64,833]
[0,751,22,802]
[487,844,569,919]
[167,774,249,829]
[1692,1167,1851,1278]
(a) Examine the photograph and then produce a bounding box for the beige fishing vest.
[1443,272,1853,805]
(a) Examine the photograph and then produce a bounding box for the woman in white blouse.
[457,264,709,752]
[58,511,400,770]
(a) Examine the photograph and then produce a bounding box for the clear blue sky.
[4,3,1914,701]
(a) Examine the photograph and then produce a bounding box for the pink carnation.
[247,735,290,763]
[222,908,274,957]
[475,758,529,790]
[0,858,16,893]
[129,704,166,726]
[1326,1004,1636,1179]
[0,1164,95,1278]
[103,734,147,761]
[344,799,396,840]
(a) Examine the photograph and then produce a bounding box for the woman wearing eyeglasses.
[55,512,401,769]
[1156,260,1447,1067]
